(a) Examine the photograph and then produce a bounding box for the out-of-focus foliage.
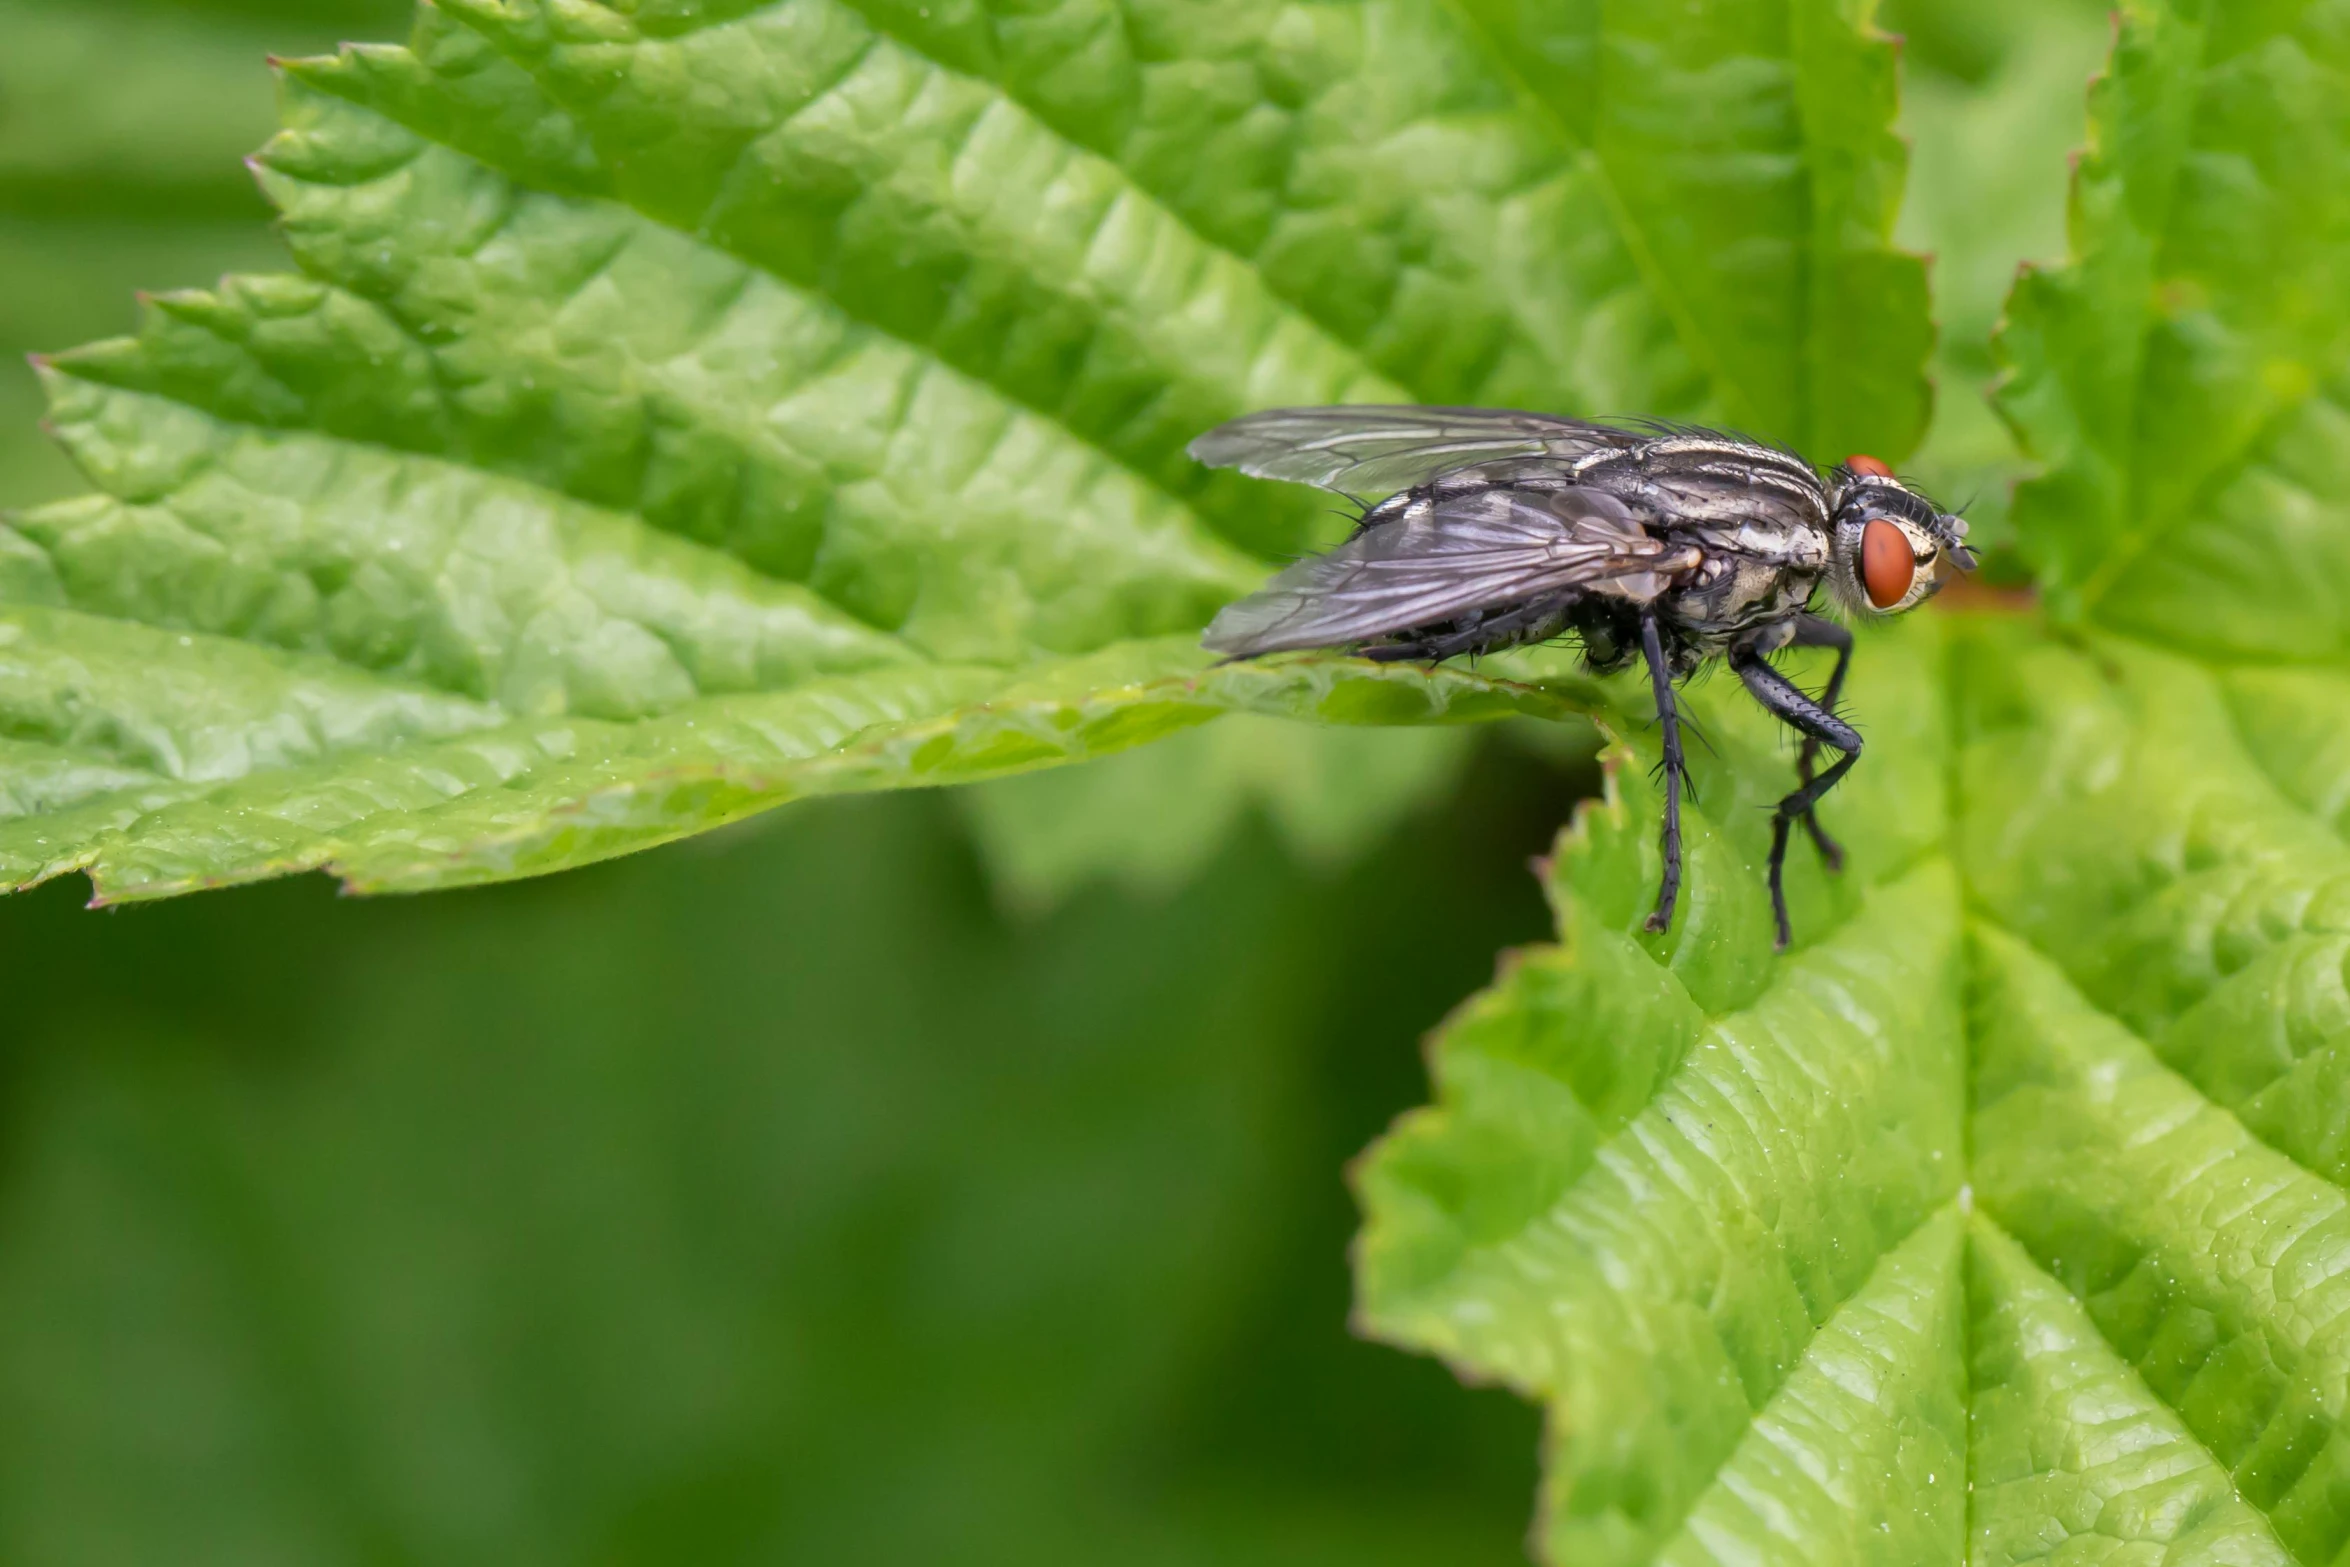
[1885,0,2111,562]
[0,756,1590,1565]
[0,0,410,503]
[962,716,1477,912]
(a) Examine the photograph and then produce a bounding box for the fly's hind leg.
[1784,614,1854,872]
[1733,649,1863,950]
[1639,612,1686,935]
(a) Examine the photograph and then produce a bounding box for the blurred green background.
[0,1,2100,1560]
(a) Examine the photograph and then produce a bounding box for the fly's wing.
[1202,486,1701,658]
[1188,406,1646,500]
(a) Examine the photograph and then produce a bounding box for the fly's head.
[1823,455,1975,617]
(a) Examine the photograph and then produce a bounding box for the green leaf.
[2,0,1929,898]
[1966,914,2321,1565]
[1357,617,1965,1566]
[1995,0,2350,634]
[0,620,1572,899]
[1352,2,2350,1563]
[1966,1211,2292,1567]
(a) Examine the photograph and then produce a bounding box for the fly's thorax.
[1679,507,1827,587]
[1719,514,1831,570]
[1663,541,1824,642]
[1596,436,1835,528]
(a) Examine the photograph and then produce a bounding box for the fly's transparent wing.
[1202,487,1700,658]
[1188,406,1646,500]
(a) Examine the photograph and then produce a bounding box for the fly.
[1190,406,1976,949]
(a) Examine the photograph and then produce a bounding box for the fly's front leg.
[1733,650,1863,950]
[1639,612,1685,935]
[1785,614,1853,872]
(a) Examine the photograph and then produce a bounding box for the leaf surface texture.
[2,0,1926,896]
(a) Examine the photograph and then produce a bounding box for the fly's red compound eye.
[1861,517,1914,609]
[1846,453,1894,478]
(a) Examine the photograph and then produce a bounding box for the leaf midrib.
[1448,594,2350,1561]
[1406,674,1955,1284]
[1950,598,2350,1560]
[1431,0,1767,435]
[1960,1196,2299,1565]
[1964,905,2328,1561]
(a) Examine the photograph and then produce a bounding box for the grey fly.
[1190,406,1975,948]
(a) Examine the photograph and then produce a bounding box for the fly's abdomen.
[1202,481,1700,660]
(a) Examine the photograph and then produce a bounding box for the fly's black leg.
[1639,612,1685,935]
[1785,615,1854,872]
[1733,650,1863,950]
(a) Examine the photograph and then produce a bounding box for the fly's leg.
[1785,615,1854,872]
[1733,650,1863,950]
[1639,612,1685,935]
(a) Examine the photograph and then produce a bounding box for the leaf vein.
[419,3,1380,555]
[1430,0,1759,429]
